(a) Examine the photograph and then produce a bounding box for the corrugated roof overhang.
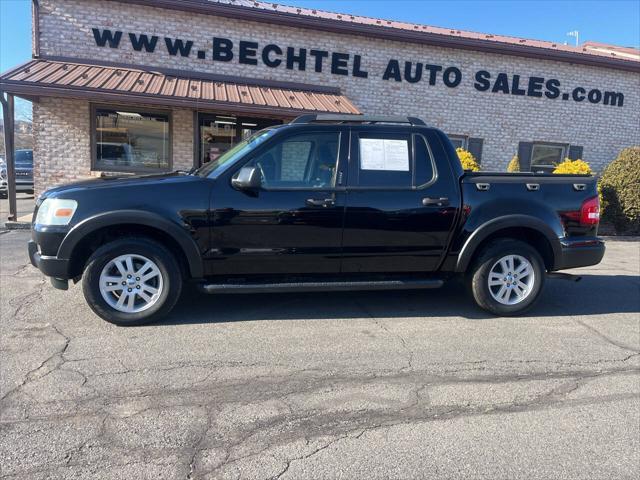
[0,58,361,116]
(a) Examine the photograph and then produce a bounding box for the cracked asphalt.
[1,230,639,479]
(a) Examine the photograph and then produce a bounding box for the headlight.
[35,198,78,226]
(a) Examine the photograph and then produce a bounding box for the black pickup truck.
[28,115,604,325]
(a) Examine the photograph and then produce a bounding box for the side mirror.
[232,166,261,191]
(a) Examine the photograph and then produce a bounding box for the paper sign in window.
[360,138,409,171]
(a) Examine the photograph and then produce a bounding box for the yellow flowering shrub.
[507,155,520,172]
[552,159,592,175]
[456,148,480,172]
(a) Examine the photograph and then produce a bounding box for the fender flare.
[455,214,562,272]
[58,210,204,278]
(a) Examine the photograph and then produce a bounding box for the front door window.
[244,132,340,189]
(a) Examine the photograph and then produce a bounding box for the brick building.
[1,0,639,194]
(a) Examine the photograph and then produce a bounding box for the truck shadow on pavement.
[157,274,640,326]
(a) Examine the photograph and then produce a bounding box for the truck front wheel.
[468,239,545,316]
[82,237,182,326]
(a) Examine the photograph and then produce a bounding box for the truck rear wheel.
[468,239,545,316]
[82,237,182,326]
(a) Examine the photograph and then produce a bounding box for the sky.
[1,0,639,118]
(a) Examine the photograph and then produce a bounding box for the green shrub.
[456,147,480,172]
[553,159,593,175]
[599,146,640,233]
[507,155,520,172]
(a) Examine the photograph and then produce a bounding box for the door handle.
[422,197,449,207]
[306,198,335,207]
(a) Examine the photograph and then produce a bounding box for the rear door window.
[355,133,412,189]
[352,133,435,189]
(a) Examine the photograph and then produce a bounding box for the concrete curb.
[4,221,31,230]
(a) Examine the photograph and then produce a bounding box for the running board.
[198,278,444,294]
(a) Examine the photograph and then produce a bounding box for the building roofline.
[111,0,640,73]
[583,41,640,56]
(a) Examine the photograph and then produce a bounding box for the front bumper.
[28,240,72,280]
[16,183,34,192]
[554,237,605,270]
[0,181,33,193]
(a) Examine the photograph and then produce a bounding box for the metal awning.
[0,58,361,116]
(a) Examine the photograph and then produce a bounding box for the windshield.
[195,128,280,177]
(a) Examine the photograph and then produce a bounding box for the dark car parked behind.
[2,150,35,197]
[15,149,34,194]
[0,159,7,198]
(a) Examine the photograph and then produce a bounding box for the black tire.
[82,237,182,326]
[467,239,546,316]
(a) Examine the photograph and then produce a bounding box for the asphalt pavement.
[0,230,638,479]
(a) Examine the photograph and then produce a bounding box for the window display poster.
[360,138,409,171]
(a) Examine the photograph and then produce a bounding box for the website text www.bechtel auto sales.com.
[92,29,626,108]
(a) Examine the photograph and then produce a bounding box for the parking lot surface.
[0,194,35,223]
[1,230,638,479]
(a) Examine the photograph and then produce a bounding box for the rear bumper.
[554,238,605,270]
[28,240,72,280]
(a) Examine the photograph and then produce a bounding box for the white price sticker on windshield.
[359,138,409,171]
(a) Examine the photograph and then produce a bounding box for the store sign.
[92,29,626,107]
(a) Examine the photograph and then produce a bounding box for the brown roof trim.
[39,55,343,95]
[0,59,360,115]
[0,59,38,79]
[0,82,331,117]
[114,0,640,73]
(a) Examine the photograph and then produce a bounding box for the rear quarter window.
[414,134,435,186]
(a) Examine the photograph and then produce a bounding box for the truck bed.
[446,171,601,272]
[459,172,599,233]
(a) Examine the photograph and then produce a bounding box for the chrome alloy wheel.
[99,254,164,313]
[488,254,535,306]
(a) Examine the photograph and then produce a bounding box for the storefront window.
[448,135,467,150]
[196,128,280,178]
[197,114,282,167]
[93,107,170,172]
[200,115,238,165]
[531,143,567,172]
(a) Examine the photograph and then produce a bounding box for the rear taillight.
[561,196,600,227]
[580,196,600,225]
